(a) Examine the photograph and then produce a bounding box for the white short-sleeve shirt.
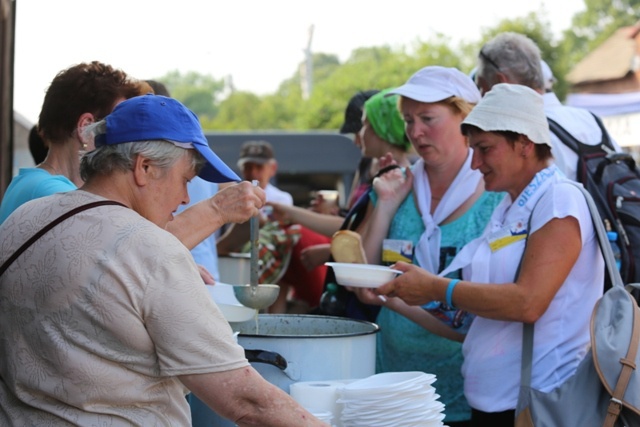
[460,175,604,412]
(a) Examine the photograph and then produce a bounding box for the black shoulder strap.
[589,113,614,151]
[339,164,401,232]
[547,113,614,154]
[0,200,126,276]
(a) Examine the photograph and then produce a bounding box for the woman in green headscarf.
[359,88,413,170]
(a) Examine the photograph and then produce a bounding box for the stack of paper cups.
[290,380,348,427]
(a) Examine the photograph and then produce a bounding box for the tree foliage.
[154,2,640,130]
[154,70,226,120]
[561,0,640,67]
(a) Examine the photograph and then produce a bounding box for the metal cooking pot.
[190,314,379,427]
[236,314,379,392]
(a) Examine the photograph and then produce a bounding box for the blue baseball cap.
[95,94,240,183]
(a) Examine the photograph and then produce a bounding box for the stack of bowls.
[337,371,446,427]
[309,410,334,425]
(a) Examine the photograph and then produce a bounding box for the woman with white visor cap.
[374,83,604,426]
[352,66,504,426]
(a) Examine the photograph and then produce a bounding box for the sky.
[13,0,585,124]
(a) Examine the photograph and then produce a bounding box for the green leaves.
[153,2,640,130]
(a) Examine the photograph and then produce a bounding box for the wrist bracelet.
[446,279,460,308]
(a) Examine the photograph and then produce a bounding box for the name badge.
[488,220,528,252]
[382,239,414,264]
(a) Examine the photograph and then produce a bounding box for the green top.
[372,189,504,422]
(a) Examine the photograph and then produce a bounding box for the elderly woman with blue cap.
[0,95,328,427]
[351,66,505,426]
[375,84,604,426]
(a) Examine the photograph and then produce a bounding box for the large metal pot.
[190,314,379,427]
[236,314,379,392]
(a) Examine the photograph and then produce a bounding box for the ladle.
[233,181,280,310]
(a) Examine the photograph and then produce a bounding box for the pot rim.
[235,314,380,338]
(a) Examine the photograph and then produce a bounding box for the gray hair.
[80,120,206,182]
[477,32,544,91]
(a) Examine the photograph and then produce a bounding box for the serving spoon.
[233,181,280,310]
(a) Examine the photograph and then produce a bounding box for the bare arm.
[300,243,331,271]
[167,181,265,250]
[269,202,343,237]
[359,167,414,264]
[180,367,328,427]
[350,286,465,342]
[377,216,582,323]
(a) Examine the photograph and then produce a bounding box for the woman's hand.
[211,181,265,224]
[376,262,437,306]
[377,152,397,170]
[198,264,216,285]
[350,286,388,306]
[372,166,414,208]
[266,202,292,224]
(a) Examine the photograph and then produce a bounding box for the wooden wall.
[0,0,15,199]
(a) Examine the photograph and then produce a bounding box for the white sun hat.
[386,65,481,104]
[461,83,551,146]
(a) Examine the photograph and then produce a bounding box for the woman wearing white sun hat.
[376,83,603,426]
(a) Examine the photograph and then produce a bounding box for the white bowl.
[206,283,242,305]
[325,262,401,288]
[206,284,256,322]
[217,302,256,323]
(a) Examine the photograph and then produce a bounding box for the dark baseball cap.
[237,140,275,168]
[339,90,380,134]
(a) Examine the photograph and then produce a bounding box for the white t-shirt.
[444,166,604,412]
[0,190,248,426]
[544,92,622,181]
[265,182,293,205]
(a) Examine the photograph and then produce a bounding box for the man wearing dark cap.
[237,140,293,205]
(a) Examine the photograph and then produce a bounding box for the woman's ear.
[76,112,96,150]
[518,136,535,158]
[132,155,152,186]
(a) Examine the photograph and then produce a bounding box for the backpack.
[548,114,640,303]
[516,182,640,427]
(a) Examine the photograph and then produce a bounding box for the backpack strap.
[339,164,401,232]
[520,182,624,389]
[553,183,630,427]
[0,200,126,276]
[547,113,615,155]
[602,301,640,427]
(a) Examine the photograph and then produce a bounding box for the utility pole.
[300,24,314,100]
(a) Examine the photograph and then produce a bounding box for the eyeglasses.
[479,48,501,71]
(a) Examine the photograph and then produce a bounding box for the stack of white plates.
[309,410,334,425]
[337,371,446,427]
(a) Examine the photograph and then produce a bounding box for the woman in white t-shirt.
[375,83,604,426]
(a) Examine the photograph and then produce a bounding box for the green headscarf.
[363,88,410,150]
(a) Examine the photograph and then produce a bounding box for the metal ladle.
[233,181,280,310]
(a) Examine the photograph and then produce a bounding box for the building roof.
[567,23,640,85]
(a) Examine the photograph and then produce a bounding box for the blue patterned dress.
[372,190,504,423]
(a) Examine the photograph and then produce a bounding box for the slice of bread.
[331,230,367,264]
